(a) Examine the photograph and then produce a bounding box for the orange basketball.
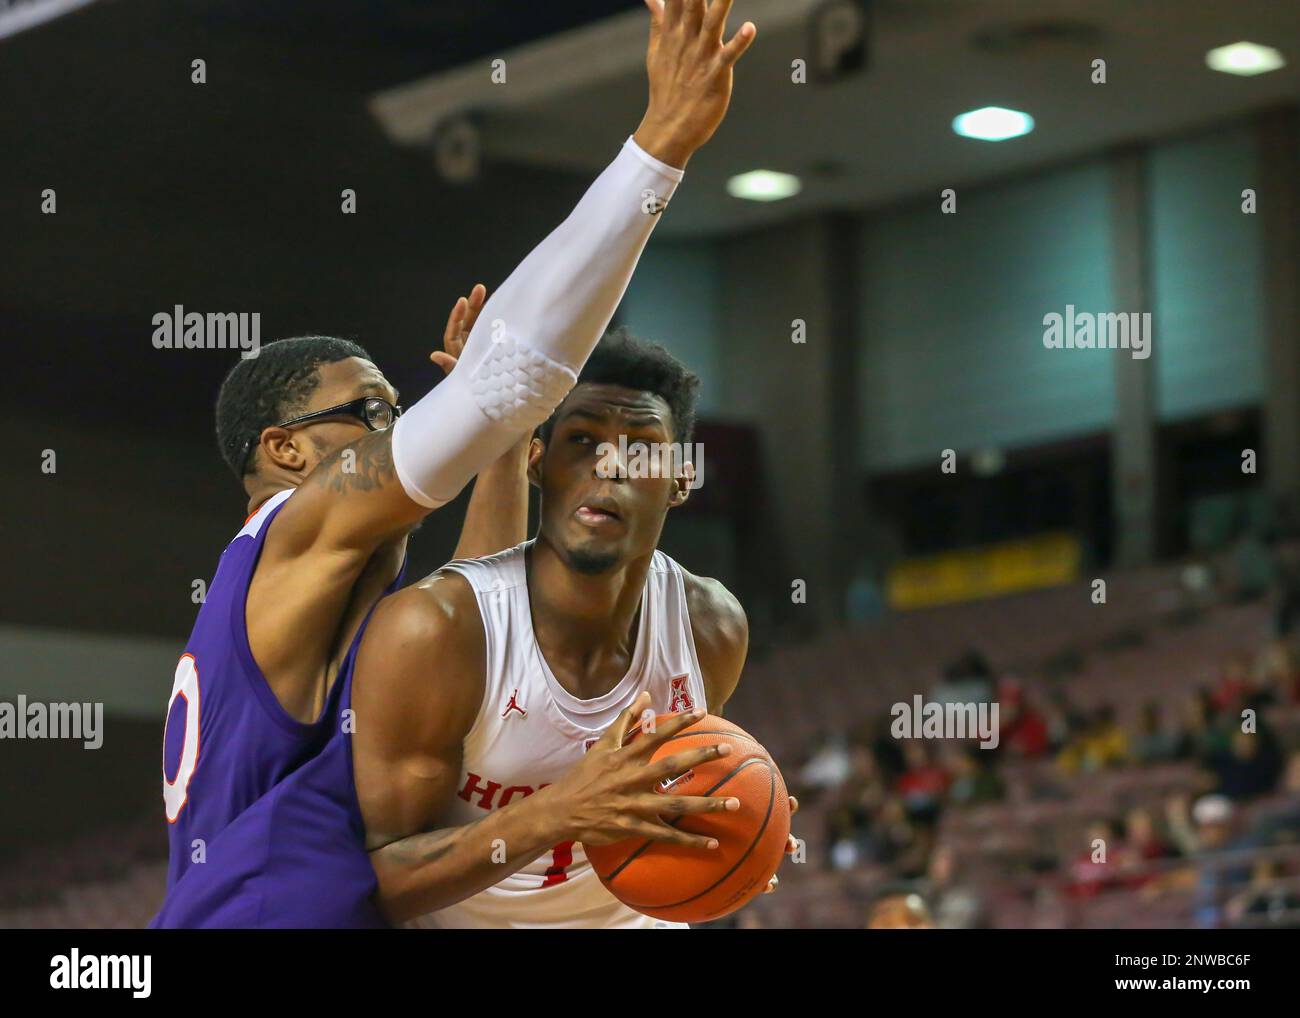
[584,714,790,924]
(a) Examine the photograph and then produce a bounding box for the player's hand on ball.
[633,0,757,169]
[763,795,799,893]
[547,691,739,849]
[430,283,488,375]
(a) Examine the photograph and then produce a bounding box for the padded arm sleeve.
[391,137,684,509]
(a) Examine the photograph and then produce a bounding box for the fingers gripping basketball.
[584,714,791,924]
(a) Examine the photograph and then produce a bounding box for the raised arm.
[263,0,754,550]
[452,438,530,560]
[247,4,755,710]
[258,134,686,566]
[435,286,531,560]
[352,572,742,925]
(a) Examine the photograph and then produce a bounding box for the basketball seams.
[599,754,769,882]
[657,728,762,747]
[599,757,779,912]
[623,723,763,752]
[654,768,779,915]
[616,761,778,915]
[598,754,759,884]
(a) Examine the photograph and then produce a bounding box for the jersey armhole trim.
[671,561,711,714]
[231,491,337,739]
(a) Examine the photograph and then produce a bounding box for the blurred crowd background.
[725,539,1300,928]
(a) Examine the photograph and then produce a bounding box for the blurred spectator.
[1116,806,1177,889]
[923,844,989,929]
[866,886,933,929]
[1150,795,1255,928]
[1064,819,1123,899]
[826,801,872,871]
[1122,806,1176,863]
[874,797,921,868]
[870,715,906,780]
[946,744,1005,806]
[895,741,950,820]
[932,649,996,706]
[1209,727,1284,802]
[1254,640,1300,705]
[1163,792,1201,857]
[838,744,890,812]
[1043,688,1086,751]
[1211,656,1251,713]
[799,730,852,797]
[1233,749,1300,847]
[1225,858,1300,929]
[998,680,1051,758]
[1174,690,1226,763]
[1058,705,1129,773]
[1132,701,1180,764]
[1286,748,1300,794]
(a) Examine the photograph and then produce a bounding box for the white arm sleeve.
[391,137,684,509]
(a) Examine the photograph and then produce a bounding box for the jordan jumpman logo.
[501,688,527,719]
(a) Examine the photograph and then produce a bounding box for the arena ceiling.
[6,0,1298,245]
[362,0,1300,236]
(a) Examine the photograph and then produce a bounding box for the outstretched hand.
[633,0,758,169]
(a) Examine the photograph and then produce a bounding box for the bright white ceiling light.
[952,106,1035,141]
[1206,41,1285,77]
[726,170,802,202]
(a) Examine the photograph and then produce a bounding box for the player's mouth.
[574,498,623,527]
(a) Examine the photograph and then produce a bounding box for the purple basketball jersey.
[151,489,400,928]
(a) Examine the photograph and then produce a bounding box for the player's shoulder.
[366,568,483,654]
[677,567,749,710]
[679,567,745,621]
[679,568,748,650]
[353,569,486,748]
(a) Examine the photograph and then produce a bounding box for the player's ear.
[526,434,545,489]
[667,458,693,509]
[259,427,309,474]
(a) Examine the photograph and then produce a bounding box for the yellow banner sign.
[887,532,1082,610]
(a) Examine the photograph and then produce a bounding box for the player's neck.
[244,474,300,516]
[526,539,652,659]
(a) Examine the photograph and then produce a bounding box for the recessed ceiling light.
[952,106,1035,141]
[726,170,802,203]
[1206,41,1285,77]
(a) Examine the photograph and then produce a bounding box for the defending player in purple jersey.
[150,289,533,928]
[153,490,401,927]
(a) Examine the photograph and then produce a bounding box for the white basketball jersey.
[419,541,710,929]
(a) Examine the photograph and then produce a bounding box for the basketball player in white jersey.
[352,328,797,928]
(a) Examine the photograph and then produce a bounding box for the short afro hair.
[539,326,700,445]
[215,335,371,480]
